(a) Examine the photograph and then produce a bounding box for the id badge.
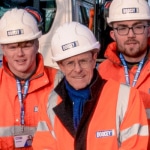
[14,135,33,148]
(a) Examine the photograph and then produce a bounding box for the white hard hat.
[51,22,100,61]
[107,0,150,26]
[0,8,42,44]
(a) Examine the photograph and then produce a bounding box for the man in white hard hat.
[32,22,148,150]
[0,8,59,149]
[98,0,150,148]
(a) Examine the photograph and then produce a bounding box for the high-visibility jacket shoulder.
[0,53,60,150]
[33,72,148,150]
[98,42,150,148]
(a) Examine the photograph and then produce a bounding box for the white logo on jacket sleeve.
[34,106,38,112]
[96,130,115,138]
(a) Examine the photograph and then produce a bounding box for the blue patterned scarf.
[65,79,91,130]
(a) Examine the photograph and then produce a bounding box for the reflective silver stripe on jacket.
[0,126,36,137]
[36,89,58,139]
[47,90,58,129]
[36,121,49,131]
[116,84,148,146]
[116,84,130,146]
[54,70,64,88]
[120,123,148,143]
[36,71,63,139]
[146,109,150,119]
[36,121,56,138]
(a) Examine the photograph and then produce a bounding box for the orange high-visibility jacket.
[32,71,148,150]
[0,53,59,150]
[98,42,150,148]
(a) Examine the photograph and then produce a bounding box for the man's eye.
[8,46,17,49]
[66,62,74,65]
[118,27,127,30]
[134,25,143,29]
[80,60,87,64]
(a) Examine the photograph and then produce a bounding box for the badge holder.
[14,135,33,148]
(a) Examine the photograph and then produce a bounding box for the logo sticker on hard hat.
[7,29,24,36]
[62,41,79,51]
[122,8,139,14]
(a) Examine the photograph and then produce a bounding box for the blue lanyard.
[119,53,144,87]
[16,79,29,125]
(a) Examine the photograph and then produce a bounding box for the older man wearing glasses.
[98,0,150,148]
[32,22,148,150]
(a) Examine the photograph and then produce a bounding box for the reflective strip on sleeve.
[145,109,150,119]
[54,70,64,88]
[116,84,130,146]
[36,121,56,138]
[42,89,58,139]
[36,76,59,139]
[116,84,148,146]
[47,90,58,128]
[36,121,49,131]
[120,123,148,143]
[0,126,36,137]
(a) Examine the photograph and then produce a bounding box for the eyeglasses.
[113,25,149,36]
[61,58,93,71]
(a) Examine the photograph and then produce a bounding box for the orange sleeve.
[32,92,58,150]
[119,88,148,150]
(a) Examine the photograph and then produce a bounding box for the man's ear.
[92,52,98,68]
[110,30,116,41]
[93,52,98,60]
